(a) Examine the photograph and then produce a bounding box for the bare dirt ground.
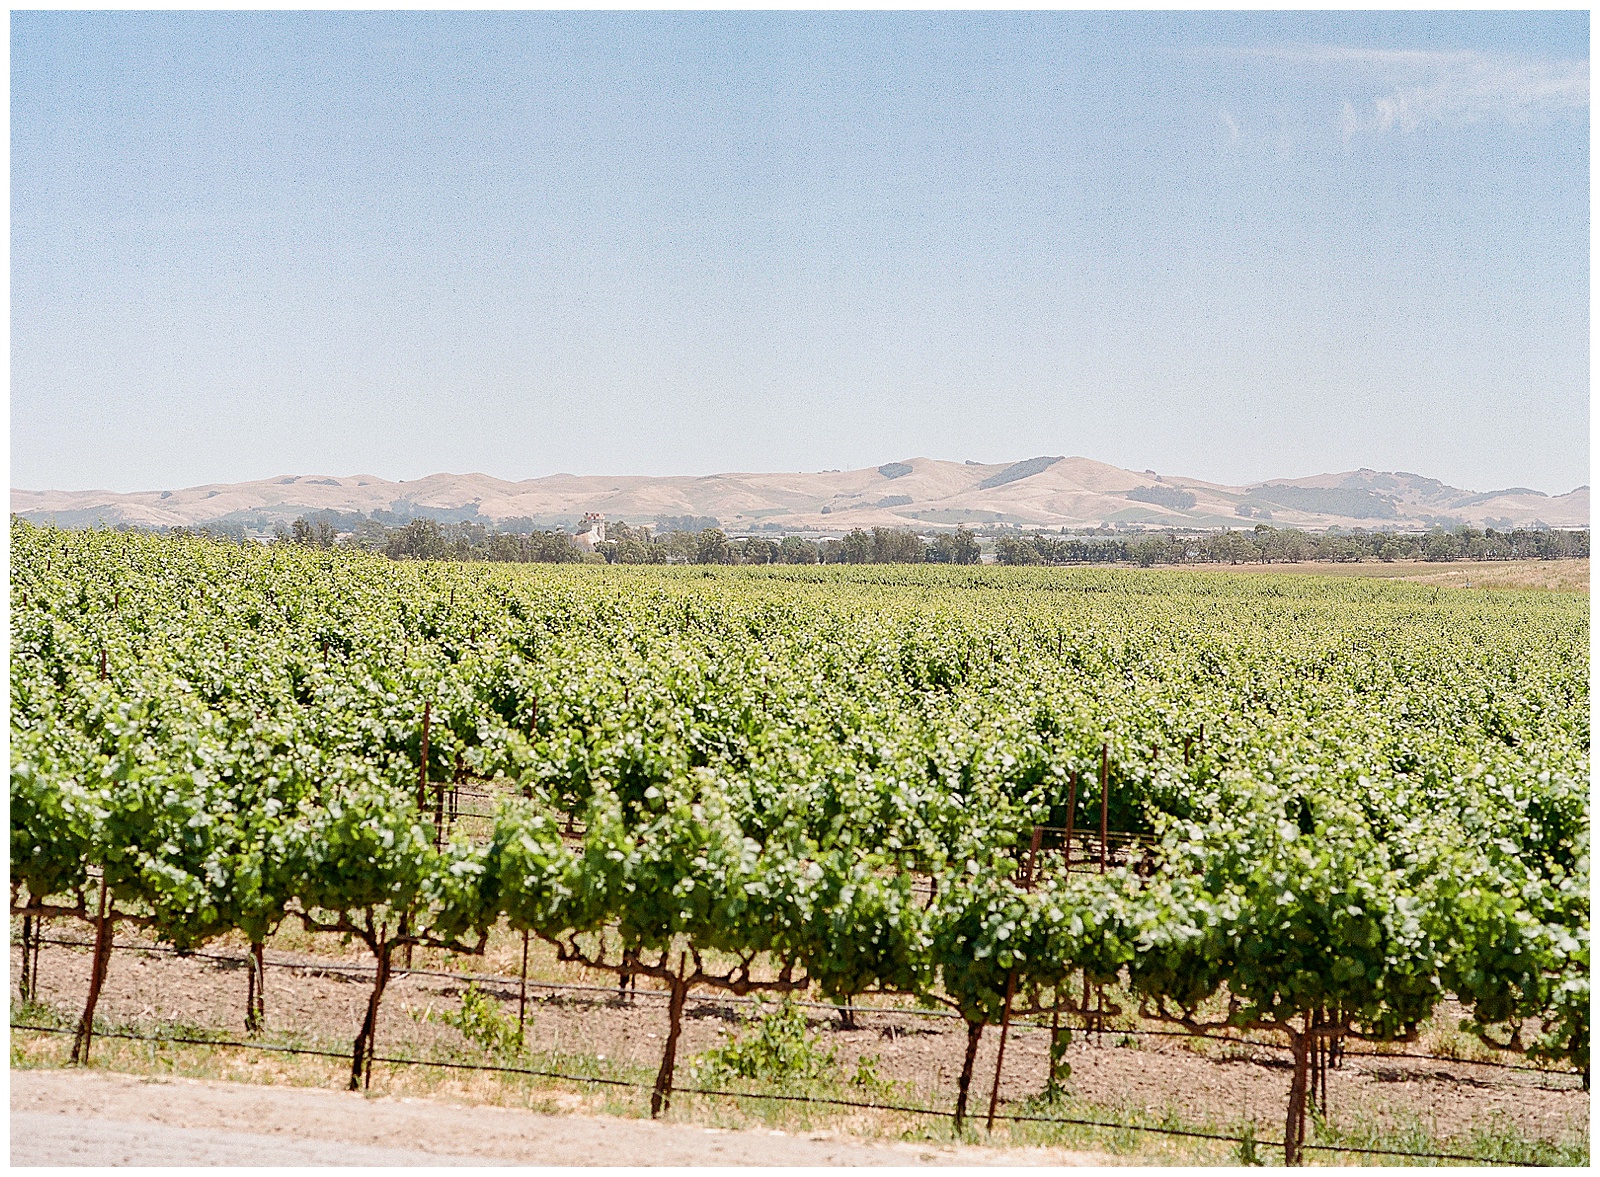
[11,1069,1112,1166]
[1166,558,1589,593]
[12,934,1588,1158]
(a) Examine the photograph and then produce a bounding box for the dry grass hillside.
[13,458,1589,534]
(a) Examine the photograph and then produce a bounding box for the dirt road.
[11,1068,1111,1167]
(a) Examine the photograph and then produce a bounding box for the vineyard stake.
[985,970,1018,1133]
[433,778,446,850]
[517,930,530,1039]
[31,905,47,997]
[19,907,35,1002]
[99,649,107,681]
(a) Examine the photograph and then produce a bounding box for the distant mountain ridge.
[12,459,1589,534]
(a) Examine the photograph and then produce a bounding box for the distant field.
[1163,557,1589,593]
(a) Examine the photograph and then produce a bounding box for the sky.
[10,10,1591,495]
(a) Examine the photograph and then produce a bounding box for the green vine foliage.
[10,521,1590,1130]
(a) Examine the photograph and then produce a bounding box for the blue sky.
[11,10,1590,494]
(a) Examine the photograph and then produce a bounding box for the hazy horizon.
[9,453,1592,501]
[12,11,1590,496]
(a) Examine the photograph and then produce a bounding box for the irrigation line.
[9,1023,1546,1166]
[23,935,1582,1084]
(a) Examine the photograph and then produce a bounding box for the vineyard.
[9,520,1590,1164]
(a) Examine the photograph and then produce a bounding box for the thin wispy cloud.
[1209,45,1588,139]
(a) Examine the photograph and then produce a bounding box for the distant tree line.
[193,515,1591,569]
[996,525,1590,567]
[274,516,983,567]
[277,517,592,563]
[597,522,981,566]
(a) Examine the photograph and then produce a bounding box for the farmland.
[9,521,1590,1164]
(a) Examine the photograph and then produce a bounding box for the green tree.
[869,528,926,563]
[385,519,448,561]
[738,538,779,565]
[694,529,735,565]
[929,527,981,565]
[839,530,873,564]
[776,536,820,564]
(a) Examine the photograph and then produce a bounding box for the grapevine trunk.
[350,945,394,1090]
[245,939,265,1033]
[953,1018,985,1133]
[1284,1024,1311,1165]
[650,971,689,1118]
[69,884,114,1065]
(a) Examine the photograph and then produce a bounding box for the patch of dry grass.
[1178,559,1588,592]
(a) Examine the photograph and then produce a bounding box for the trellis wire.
[20,934,1581,1084]
[8,1022,1550,1167]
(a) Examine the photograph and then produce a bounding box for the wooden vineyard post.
[517,929,530,1041]
[1309,1008,1321,1120]
[18,895,46,1003]
[985,827,1043,1132]
[18,906,33,1003]
[33,910,46,1001]
[99,648,107,680]
[405,701,431,971]
[1095,749,1110,1043]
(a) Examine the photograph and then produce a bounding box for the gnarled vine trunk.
[245,939,266,1033]
[350,945,394,1090]
[650,959,690,1118]
[953,1018,985,1133]
[18,898,43,1002]
[70,884,115,1064]
[1283,1022,1311,1165]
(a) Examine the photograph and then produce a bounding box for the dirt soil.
[13,935,1587,1151]
[1173,558,1589,593]
[11,1069,1111,1167]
